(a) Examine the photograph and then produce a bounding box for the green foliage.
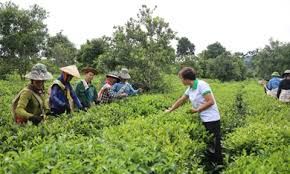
[0,76,289,173]
[211,53,247,81]
[225,147,289,174]
[0,75,208,173]
[222,82,290,173]
[96,5,176,91]
[196,43,247,81]
[0,2,48,79]
[200,42,227,59]
[177,37,195,56]
[44,32,77,67]
[252,39,290,79]
[77,37,109,68]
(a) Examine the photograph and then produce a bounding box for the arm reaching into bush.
[165,95,188,113]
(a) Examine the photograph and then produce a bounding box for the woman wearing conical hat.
[49,65,84,115]
[12,63,53,125]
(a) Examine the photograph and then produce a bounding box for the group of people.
[264,70,290,103]
[12,64,223,169]
[12,63,142,125]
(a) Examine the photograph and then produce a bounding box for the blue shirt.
[267,77,281,90]
[49,74,83,114]
[111,82,139,96]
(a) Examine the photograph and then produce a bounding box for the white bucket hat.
[119,68,131,80]
[282,70,290,77]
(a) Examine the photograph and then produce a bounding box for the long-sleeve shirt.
[277,79,290,99]
[98,82,114,104]
[111,82,139,96]
[75,80,97,108]
[49,75,83,115]
[15,87,49,119]
[266,77,281,90]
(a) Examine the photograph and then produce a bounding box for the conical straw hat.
[60,65,80,78]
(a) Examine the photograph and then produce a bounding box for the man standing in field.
[75,67,99,108]
[165,67,223,168]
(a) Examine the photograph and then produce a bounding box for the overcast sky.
[3,0,290,53]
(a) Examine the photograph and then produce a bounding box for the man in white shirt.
[165,67,223,167]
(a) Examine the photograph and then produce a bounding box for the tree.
[252,39,290,79]
[200,42,227,59]
[197,42,247,81]
[243,49,258,78]
[77,37,109,68]
[176,37,195,56]
[0,2,48,79]
[97,5,176,91]
[44,32,77,67]
[211,53,247,81]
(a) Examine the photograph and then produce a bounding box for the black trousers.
[203,120,223,165]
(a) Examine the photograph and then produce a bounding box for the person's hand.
[80,107,88,112]
[120,93,128,97]
[190,108,199,113]
[165,108,172,113]
[94,99,101,105]
[138,88,144,93]
[28,115,43,125]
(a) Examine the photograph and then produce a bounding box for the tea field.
[0,76,289,174]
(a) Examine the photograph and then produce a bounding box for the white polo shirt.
[184,79,220,122]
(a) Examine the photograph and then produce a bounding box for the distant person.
[12,63,52,125]
[111,68,143,98]
[75,67,98,108]
[97,72,120,104]
[49,65,84,116]
[165,67,223,168]
[277,70,290,103]
[266,72,281,97]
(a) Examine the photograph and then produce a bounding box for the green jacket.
[15,88,49,119]
[75,80,97,108]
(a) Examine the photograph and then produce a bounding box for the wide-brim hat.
[119,68,131,79]
[25,63,53,81]
[106,71,120,80]
[82,67,98,75]
[282,70,290,77]
[271,72,280,77]
[60,65,80,78]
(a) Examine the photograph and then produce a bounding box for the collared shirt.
[75,80,97,108]
[184,79,220,122]
[98,83,114,104]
